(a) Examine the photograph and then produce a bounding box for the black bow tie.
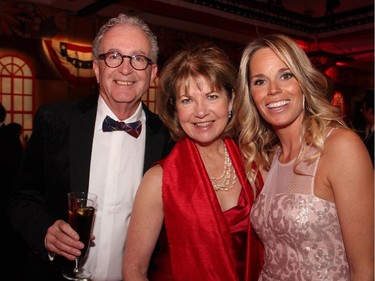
[102,115,142,138]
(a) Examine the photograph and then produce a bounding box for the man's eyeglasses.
[98,51,154,70]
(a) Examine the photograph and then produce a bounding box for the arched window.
[0,55,34,140]
[332,90,345,118]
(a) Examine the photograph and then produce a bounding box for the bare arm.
[122,165,164,281]
[325,129,374,281]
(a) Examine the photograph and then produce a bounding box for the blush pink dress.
[250,147,350,281]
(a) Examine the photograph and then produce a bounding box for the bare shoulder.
[139,164,163,194]
[324,128,366,157]
[321,127,373,184]
[314,127,373,207]
[144,164,163,178]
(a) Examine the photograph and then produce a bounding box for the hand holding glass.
[62,192,97,280]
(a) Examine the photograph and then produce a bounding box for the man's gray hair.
[92,13,159,63]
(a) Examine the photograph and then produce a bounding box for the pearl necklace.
[209,144,237,191]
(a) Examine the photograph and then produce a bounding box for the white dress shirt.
[82,96,146,281]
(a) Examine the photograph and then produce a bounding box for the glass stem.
[73,258,79,273]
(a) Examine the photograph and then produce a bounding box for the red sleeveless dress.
[148,138,263,281]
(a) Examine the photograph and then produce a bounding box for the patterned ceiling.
[18,0,375,71]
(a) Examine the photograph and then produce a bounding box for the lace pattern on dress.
[251,146,350,281]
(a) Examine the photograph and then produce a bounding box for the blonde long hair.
[235,34,347,183]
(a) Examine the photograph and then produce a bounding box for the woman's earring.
[228,111,232,119]
[302,95,306,109]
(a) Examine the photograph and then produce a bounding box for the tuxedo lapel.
[143,104,173,173]
[68,99,170,190]
[70,95,97,193]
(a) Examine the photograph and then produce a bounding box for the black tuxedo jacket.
[7,94,173,280]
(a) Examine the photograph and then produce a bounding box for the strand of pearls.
[209,144,237,191]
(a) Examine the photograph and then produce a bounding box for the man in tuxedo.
[7,14,172,281]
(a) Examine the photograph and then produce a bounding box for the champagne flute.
[62,191,97,280]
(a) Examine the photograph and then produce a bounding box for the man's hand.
[45,219,84,261]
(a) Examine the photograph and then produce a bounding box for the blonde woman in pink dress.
[236,34,374,281]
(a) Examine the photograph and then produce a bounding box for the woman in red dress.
[122,43,263,281]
